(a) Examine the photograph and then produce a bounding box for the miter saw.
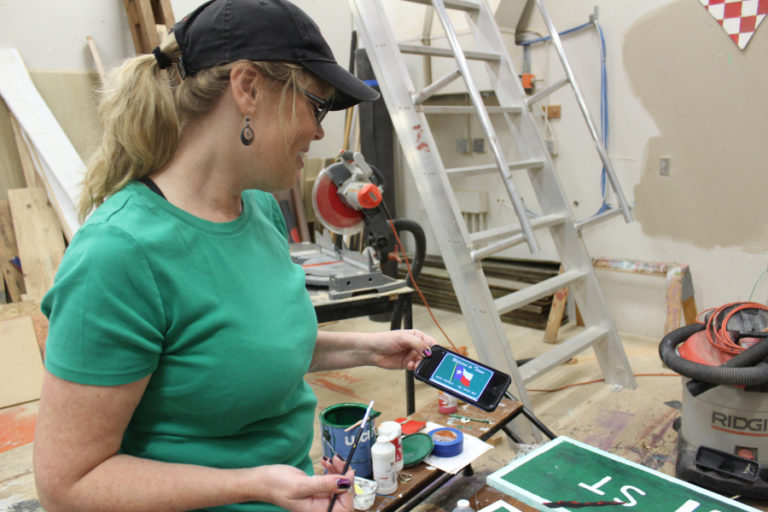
[290,150,425,299]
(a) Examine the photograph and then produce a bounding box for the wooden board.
[8,188,65,301]
[486,437,759,511]
[123,0,175,54]
[0,199,25,301]
[0,301,49,353]
[0,50,85,240]
[9,115,43,189]
[0,316,44,408]
[0,99,27,199]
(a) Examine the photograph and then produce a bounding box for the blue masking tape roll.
[428,427,464,457]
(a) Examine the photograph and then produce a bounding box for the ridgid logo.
[711,411,768,436]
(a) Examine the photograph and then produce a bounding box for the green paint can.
[320,403,380,479]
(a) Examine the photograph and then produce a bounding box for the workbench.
[367,397,528,512]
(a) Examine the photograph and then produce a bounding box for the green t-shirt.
[42,182,319,512]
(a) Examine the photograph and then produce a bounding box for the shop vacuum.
[660,302,768,499]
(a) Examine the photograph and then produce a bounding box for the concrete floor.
[308,305,768,511]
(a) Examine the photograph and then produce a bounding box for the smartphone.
[414,345,511,412]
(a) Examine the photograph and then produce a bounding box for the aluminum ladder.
[348,0,637,412]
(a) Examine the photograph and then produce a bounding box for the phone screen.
[415,345,511,411]
[428,352,494,402]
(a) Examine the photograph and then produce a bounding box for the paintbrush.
[327,400,375,512]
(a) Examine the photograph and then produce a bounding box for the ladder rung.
[575,208,624,232]
[470,214,565,262]
[422,105,521,115]
[398,44,500,62]
[446,158,544,178]
[401,0,481,11]
[520,326,609,383]
[470,214,564,245]
[525,78,570,106]
[495,269,587,315]
[412,68,462,105]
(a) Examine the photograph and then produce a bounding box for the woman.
[33,1,436,511]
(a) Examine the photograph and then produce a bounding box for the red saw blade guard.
[312,169,365,235]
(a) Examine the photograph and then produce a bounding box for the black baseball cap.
[172,0,380,110]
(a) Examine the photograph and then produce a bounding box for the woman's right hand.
[260,457,354,512]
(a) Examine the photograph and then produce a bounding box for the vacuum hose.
[659,323,768,396]
[389,218,426,287]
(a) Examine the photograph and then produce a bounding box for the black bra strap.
[138,176,166,200]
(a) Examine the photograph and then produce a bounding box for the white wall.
[510,1,767,337]
[0,0,353,159]
[1,0,766,338]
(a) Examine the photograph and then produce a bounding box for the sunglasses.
[295,86,332,125]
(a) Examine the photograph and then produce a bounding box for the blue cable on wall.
[519,18,611,215]
[596,21,610,215]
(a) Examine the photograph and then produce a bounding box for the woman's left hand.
[366,329,437,371]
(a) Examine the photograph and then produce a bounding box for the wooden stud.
[151,0,175,27]
[542,265,567,344]
[682,296,698,326]
[124,0,161,54]
[123,0,175,55]
[86,35,106,83]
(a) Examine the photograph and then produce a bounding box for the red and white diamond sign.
[699,0,767,49]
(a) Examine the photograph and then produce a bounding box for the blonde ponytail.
[79,38,181,220]
[79,33,315,220]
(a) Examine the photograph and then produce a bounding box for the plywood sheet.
[0,316,43,408]
[8,188,65,301]
[0,301,48,353]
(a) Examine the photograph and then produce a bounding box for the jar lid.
[402,432,434,467]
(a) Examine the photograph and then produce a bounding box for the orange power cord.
[387,220,460,352]
[698,301,768,355]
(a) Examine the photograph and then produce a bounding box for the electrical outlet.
[659,156,671,176]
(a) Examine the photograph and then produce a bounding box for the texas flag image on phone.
[452,364,473,387]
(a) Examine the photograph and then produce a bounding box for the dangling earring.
[240,116,254,146]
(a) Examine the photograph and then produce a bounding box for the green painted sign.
[487,437,759,512]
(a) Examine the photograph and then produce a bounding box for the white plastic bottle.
[377,421,403,472]
[452,499,474,512]
[371,437,397,494]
